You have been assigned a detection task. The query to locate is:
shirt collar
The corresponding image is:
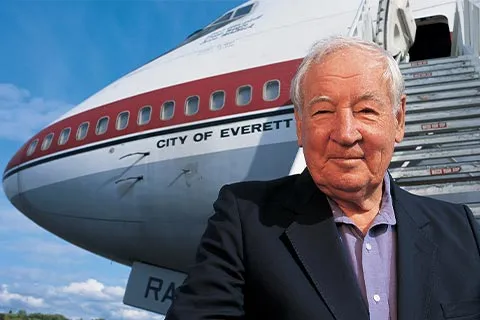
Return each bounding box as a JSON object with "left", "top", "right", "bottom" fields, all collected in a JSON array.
[{"left": 328, "top": 172, "right": 396, "bottom": 226}]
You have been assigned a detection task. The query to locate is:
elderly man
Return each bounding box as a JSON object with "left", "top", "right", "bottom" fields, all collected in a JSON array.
[{"left": 166, "top": 36, "right": 480, "bottom": 320}]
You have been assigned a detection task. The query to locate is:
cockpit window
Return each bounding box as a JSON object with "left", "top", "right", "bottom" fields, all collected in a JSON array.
[
  {"left": 233, "top": 4, "right": 254, "bottom": 18},
  {"left": 212, "top": 12, "right": 233, "bottom": 25},
  {"left": 181, "top": 2, "right": 257, "bottom": 46}
]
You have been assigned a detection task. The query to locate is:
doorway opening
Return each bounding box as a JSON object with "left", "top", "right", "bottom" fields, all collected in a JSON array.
[{"left": 408, "top": 15, "right": 451, "bottom": 61}]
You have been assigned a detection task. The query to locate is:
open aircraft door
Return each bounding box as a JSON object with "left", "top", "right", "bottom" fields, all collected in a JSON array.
[{"left": 376, "top": 0, "right": 417, "bottom": 60}]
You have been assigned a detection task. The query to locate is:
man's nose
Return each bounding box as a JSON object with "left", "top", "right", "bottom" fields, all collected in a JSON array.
[{"left": 330, "top": 110, "right": 361, "bottom": 145}]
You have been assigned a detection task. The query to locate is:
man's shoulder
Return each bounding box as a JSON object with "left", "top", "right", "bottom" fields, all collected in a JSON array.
[
  {"left": 394, "top": 184, "right": 466, "bottom": 211},
  {"left": 393, "top": 184, "right": 472, "bottom": 227}
]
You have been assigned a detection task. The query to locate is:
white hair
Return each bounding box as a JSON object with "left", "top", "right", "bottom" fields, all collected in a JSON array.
[{"left": 290, "top": 36, "right": 405, "bottom": 115}]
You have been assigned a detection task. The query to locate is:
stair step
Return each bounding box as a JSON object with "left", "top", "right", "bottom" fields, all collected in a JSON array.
[
  {"left": 404, "top": 118, "right": 480, "bottom": 135},
  {"left": 390, "top": 161, "right": 480, "bottom": 179},
  {"left": 407, "top": 88, "right": 480, "bottom": 103},
  {"left": 391, "top": 144, "right": 480, "bottom": 162},
  {"left": 406, "top": 96, "right": 480, "bottom": 112},
  {"left": 397, "top": 55, "right": 480, "bottom": 205},
  {"left": 401, "top": 180, "right": 480, "bottom": 196},
  {"left": 405, "top": 73, "right": 479, "bottom": 87},
  {"left": 403, "top": 67, "right": 476, "bottom": 80},
  {"left": 406, "top": 80, "right": 480, "bottom": 95},
  {"left": 401, "top": 60, "right": 473, "bottom": 74},
  {"left": 396, "top": 131, "right": 480, "bottom": 149},
  {"left": 400, "top": 55, "right": 475, "bottom": 70},
  {"left": 405, "top": 106, "right": 480, "bottom": 123}
]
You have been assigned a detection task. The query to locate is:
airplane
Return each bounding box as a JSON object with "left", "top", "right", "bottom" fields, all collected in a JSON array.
[{"left": 3, "top": 0, "right": 479, "bottom": 315}]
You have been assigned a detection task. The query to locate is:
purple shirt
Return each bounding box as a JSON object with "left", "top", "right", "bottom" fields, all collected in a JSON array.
[{"left": 328, "top": 173, "right": 397, "bottom": 320}]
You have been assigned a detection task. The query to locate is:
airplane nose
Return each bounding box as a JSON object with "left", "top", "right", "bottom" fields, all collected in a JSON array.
[
  {"left": 3, "top": 146, "right": 26, "bottom": 213},
  {"left": 2, "top": 172, "right": 19, "bottom": 203}
]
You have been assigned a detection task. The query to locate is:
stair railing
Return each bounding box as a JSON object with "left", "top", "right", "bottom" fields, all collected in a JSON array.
[
  {"left": 453, "top": 0, "right": 480, "bottom": 56},
  {"left": 348, "top": 0, "right": 375, "bottom": 41}
]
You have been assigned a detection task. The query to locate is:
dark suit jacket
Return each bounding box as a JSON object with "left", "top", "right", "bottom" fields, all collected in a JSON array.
[{"left": 166, "top": 170, "right": 480, "bottom": 320}]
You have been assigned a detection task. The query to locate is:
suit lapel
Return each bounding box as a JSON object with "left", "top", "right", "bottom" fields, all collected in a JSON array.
[
  {"left": 282, "top": 170, "right": 369, "bottom": 320},
  {"left": 391, "top": 182, "right": 437, "bottom": 320}
]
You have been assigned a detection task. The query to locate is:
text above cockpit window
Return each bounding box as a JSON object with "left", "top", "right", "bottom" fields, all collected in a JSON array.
[{"left": 182, "top": 2, "right": 257, "bottom": 45}]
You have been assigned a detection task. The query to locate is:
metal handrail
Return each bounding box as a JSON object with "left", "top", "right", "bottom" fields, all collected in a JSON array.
[
  {"left": 348, "top": 0, "right": 367, "bottom": 36},
  {"left": 455, "top": 0, "right": 480, "bottom": 55},
  {"left": 347, "top": 0, "right": 374, "bottom": 41}
]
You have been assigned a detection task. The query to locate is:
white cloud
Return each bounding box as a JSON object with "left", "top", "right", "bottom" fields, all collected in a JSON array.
[
  {"left": 0, "top": 83, "right": 72, "bottom": 142},
  {"left": 0, "top": 278, "right": 165, "bottom": 319},
  {"left": 0, "top": 284, "right": 47, "bottom": 309},
  {"left": 60, "top": 278, "right": 124, "bottom": 301}
]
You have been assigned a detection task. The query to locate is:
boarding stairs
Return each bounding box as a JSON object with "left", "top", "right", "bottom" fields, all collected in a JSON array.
[{"left": 390, "top": 54, "right": 480, "bottom": 221}]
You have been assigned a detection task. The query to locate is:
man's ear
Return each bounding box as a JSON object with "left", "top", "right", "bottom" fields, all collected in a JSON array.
[
  {"left": 294, "top": 107, "right": 303, "bottom": 147},
  {"left": 395, "top": 95, "right": 407, "bottom": 143}
]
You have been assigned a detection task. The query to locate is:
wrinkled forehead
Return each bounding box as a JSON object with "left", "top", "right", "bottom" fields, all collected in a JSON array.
[
  {"left": 316, "top": 45, "right": 385, "bottom": 62},
  {"left": 305, "top": 48, "right": 387, "bottom": 87},
  {"left": 301, "top": 48, "right": 392, "bottom": 106},
  {"left": 314, "top": 46, "right": 386, "bottom": 72}
]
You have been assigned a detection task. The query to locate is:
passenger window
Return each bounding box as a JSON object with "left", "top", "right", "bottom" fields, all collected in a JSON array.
[
  {"left": 27, "top": 139, "right": 38, "bottom": 156},
  {"left": 185, "top": 96, "right": 200, "bottom": 116},
  {"left": 233, "top": 4, "right": 254, "bottom": 18},
  {"left": 210, "top": 91, "right": 225, "bottom": 111},
  {"left": 161, "top": 101, "right": 175, "bottom": 120},
  {"left": 263, "top": 80, "right": 280, "bottom": 101},
  {"left": 41, "top": 133, "right": 54, "bottom": 151},
  {"left": 138, "top": 105, "right": 152, "bottom": 125},
  {"left": 116, "top": 111, "right": 129, "bottom": 130},
  {"left": 96, "top": 117, "right": 109, "bottom": 135},
  {"left": 236, "top": 85, "right": 252, "bottom": 106},
  {"left": 58, "top": 128, "right": 71, "bottom": 145},
  {"left": 77, "top": 122, "right": 89, "bottom": 140}
]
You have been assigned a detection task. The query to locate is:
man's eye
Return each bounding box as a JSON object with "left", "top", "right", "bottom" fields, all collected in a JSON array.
[
  {"left": 312, "top": 110, "right": 332, "bottom": 116},
  {"left": 358, "top": 108, "right": 377, "bottom": 114}
]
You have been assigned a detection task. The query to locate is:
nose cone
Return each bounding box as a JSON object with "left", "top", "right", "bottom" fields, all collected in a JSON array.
[
  {"left": 2, "top": 171, "right": 19, "bottom": 203},
  {"left": 3, "top": 143, "right": 27, "bottom": 210}
]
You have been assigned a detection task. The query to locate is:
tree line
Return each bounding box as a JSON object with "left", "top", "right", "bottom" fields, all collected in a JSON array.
[{"left": 0, "top": 310, "right": 105, "bottom": 320}]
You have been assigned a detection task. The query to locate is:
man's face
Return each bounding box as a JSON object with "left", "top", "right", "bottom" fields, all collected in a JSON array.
[{"left": 295, "top": 47, "right": 406, "bottom": 199}]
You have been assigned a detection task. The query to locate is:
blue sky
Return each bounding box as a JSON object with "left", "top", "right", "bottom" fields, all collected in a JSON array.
[{"left": 0, "top": 0, "right": 243, "bottom": 319}]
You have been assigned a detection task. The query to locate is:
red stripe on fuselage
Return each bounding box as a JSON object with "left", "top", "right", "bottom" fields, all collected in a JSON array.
[{"left": 5, "top": 58, "right": 302, "bottom": 174}]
